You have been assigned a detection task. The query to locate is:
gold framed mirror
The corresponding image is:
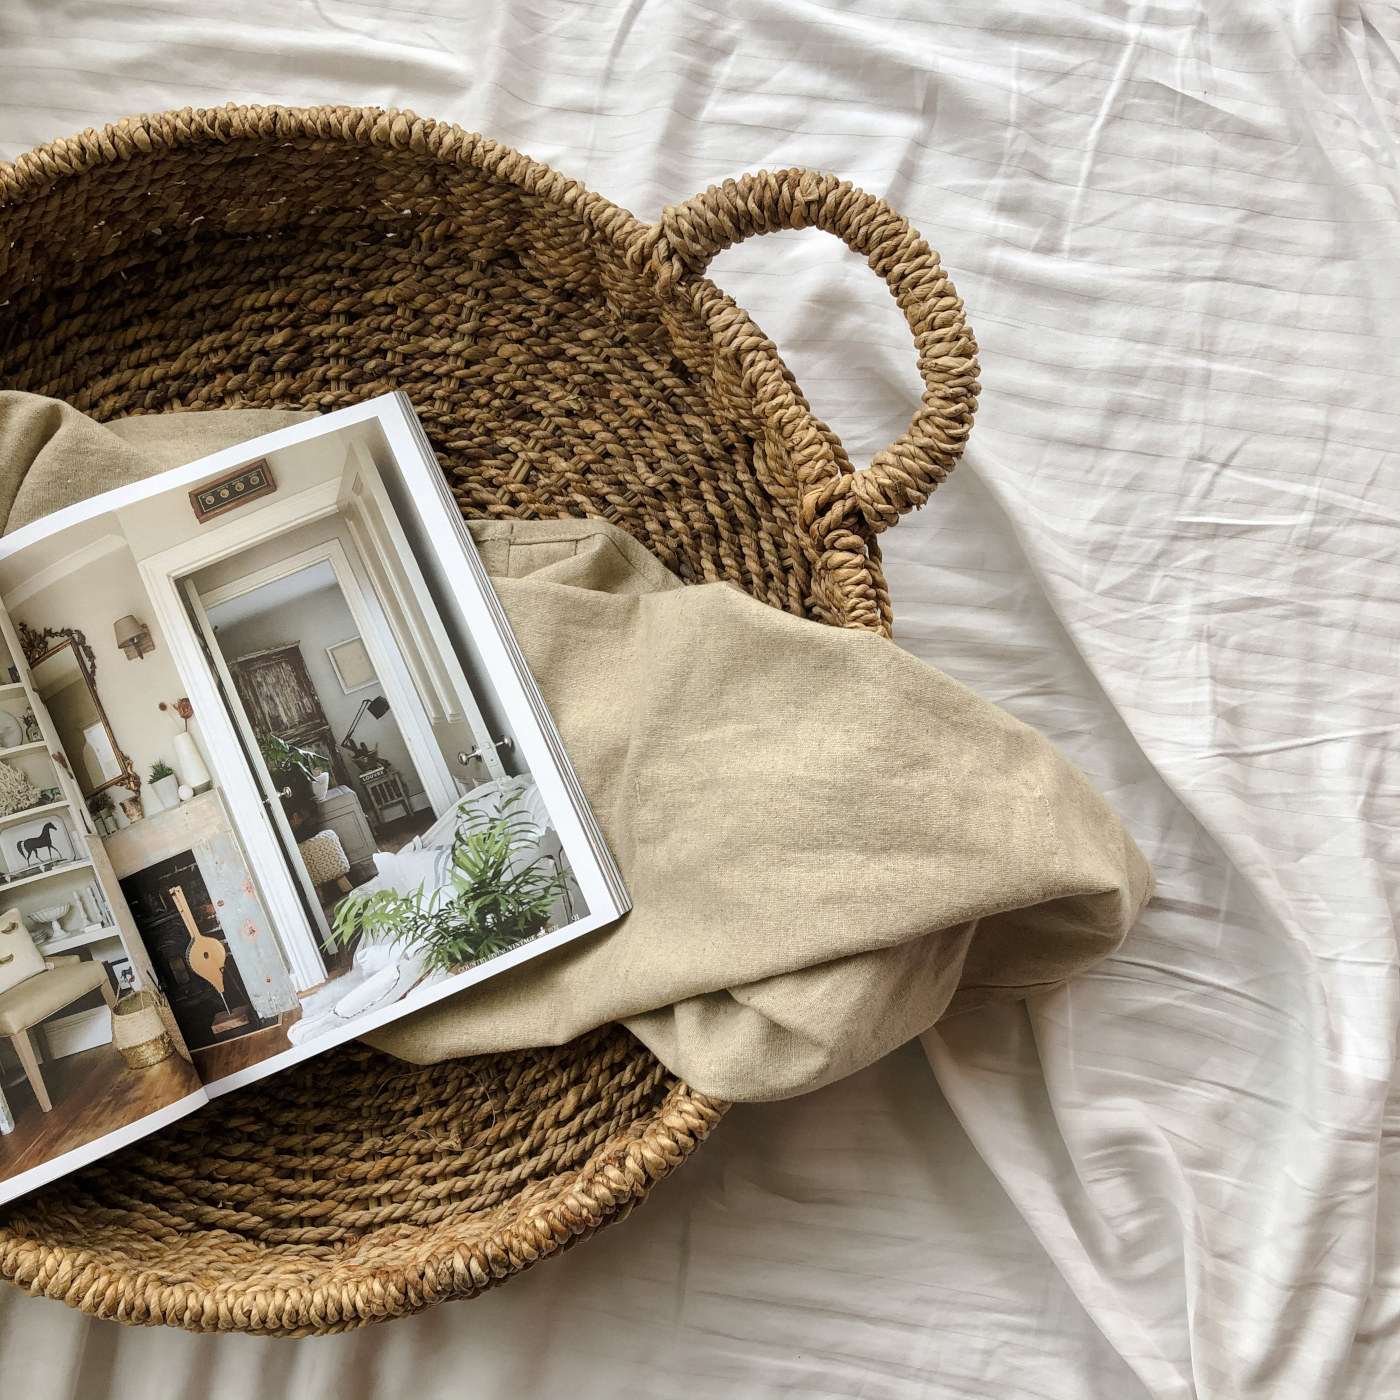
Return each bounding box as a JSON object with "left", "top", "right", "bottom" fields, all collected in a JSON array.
[{"left": 17, "top": 623, "right": 141, "bottom": 799}]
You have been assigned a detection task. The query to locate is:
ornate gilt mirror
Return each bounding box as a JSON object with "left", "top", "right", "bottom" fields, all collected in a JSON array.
[{"left": 18, "top": 623, "right": 140, "bottom": 799}]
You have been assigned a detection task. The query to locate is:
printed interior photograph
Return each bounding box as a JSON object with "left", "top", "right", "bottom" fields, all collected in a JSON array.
[
  {"left": 0, "top": 403, "right": 599, "bottom": 1186},
  {"left": 0, "top": 612, "right": 203, "bottom": 1186}
]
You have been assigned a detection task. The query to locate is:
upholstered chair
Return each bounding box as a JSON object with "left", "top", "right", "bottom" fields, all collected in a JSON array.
[{"left": 0, "top": 909, "right": 114, "bottom": 1112}]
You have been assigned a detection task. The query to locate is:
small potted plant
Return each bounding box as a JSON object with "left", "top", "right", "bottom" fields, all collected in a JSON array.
[
  {"left": 88, "top": 791, "right": 118, "bottom": 837},
  {"left": 330, "top": 794, "right": 570, "bottom": 973},
  {"left": 148, "top": 759, "right": 180, "bottom": 811}
]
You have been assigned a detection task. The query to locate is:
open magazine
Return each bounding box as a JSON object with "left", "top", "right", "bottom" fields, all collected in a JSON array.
[{"left": 0, "top": 393, "right": 628, "bottom": 1205}]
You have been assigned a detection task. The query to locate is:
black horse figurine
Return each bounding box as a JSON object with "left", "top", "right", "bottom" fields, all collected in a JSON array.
[{"left": 16, "top": 821, "right": 62, "bottom": 866}]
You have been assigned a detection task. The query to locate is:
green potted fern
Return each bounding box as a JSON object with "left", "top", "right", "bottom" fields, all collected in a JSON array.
[
  {"left": 148, "top": 758, "right": 179, "bottom": 811},
  {"left": 330, "top": 794, "right": 570, "bottom": 974}
]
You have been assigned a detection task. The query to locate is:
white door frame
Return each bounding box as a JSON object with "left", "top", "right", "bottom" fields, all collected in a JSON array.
[
  {"left": 338, "top": 441, "right": 506, "bottom": 782},
  {"left": 139, "top": 482, "right": 340, "bottom": 990},
  {"left": 181, "top": 576, "right": 338, "bottom": 957},
  {"left": 196, "top": 534, "right": 460, "bottom": 814}
]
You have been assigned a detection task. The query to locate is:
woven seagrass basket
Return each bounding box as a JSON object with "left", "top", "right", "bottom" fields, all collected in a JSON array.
[
  {"left": 110, "top": 990, "right": 176, "bottom": 1068},
  {"left": 0, "top": 106, "right": 977, "bottom": 1336}
]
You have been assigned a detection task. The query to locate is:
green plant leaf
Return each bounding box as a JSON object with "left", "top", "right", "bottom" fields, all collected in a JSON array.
[
  {"left": 327, "top": 790, "right": 572, "bottom": 974},
  {"left": 262, "top": 732, "right": 330, "bottom": 781}
]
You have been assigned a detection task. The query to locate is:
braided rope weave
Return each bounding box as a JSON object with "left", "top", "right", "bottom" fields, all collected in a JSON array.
[{"left": 0, "top": 106, "right": 977, "bottom": 1334}]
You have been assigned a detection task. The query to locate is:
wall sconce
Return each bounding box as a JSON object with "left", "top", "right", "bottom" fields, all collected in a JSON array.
[{"left": 114, "top": 615, "right": 154, "bottom": 660}]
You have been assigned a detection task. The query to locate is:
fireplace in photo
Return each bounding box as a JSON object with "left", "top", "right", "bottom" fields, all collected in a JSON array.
[{"left": 118, "top": 852, "right": 276, "bottom": 1051}]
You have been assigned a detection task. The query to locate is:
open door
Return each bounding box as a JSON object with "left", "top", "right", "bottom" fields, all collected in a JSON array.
[
  {"left": 180, "top": 577, "right": 337, "bottom": 959},
  {"left": 338, "top": 441, "right": 508, "bottom": 785}
]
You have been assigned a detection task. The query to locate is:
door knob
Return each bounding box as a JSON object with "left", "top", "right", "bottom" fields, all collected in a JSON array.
[{"left": 457, "top": 735, "right": 514, "bottom": 767}]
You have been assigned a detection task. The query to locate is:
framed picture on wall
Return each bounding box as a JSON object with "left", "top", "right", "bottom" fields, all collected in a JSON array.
[
  {"left": 105, "top": 957, "right": 137, "bottom": 996},
  {"left": 326, "top": 636, "right": 377, "bottom": 693}
]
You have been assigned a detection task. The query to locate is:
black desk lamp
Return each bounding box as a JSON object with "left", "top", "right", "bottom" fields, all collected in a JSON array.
[{"left": 340, "top": 694, "right": 390, "bottom": 755}]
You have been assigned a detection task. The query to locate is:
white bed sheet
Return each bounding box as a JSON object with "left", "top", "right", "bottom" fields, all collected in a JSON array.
[{"left": 1, "top": 3, "right": 1397, "bottom": 1397}]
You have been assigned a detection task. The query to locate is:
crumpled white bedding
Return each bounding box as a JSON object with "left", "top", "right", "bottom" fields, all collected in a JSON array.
[
  {"left": 1, "top": 3, "right": 1396, "bottom": 1397},
  {"left": 286, "top": 779, "right": 553, "bottom": 1044}
]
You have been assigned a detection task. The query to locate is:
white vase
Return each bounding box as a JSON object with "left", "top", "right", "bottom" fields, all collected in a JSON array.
[
  {"left": 173, "top": 731, "right": 212, "bottom": 794},
  {"left": 312, "top": 770, "right": 331, "bottom": 802},
  {"left": 152, "top": 773, "right": 179, "bottom": 810}
]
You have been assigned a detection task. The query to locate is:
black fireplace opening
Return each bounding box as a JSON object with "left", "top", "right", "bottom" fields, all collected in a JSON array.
[{"left": 119, "top": 850, "right": 277, "bottom": 1051}]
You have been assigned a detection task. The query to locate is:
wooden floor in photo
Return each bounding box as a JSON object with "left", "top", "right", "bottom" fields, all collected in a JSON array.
[
  {"left": 0, "top": 1042, "right": 203, "bottom": 1182},
  {"left": 190, "top": 1008, "right": 301, "bottom": 1082}
]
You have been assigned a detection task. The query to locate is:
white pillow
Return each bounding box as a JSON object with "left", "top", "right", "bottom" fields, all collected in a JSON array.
[
  {"left": 419, "top": 776, "right": 547, "bottom": 851},
  {"left": 370, "top": 845, "right": 451, "bottom": 895}
]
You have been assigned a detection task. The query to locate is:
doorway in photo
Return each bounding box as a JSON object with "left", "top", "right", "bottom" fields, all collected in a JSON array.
[{"left": 196, "top": 558, "right": 440, "bottom": 945}]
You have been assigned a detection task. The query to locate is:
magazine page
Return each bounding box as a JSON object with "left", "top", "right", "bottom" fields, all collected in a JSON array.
[
  {"left": 0, "top": 602, "right": 206, "bottom": 1207},
  {"left": 0, "top": 394, "right": 627, "bottom": 1121},
  {"left": 390, "top": 400, "right": 629, "bottom": 911}
]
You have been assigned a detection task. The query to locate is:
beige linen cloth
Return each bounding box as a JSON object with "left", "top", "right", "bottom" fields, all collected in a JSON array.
[{"left": 0, "top": 392, "right": 1152, "bottom": 1101}]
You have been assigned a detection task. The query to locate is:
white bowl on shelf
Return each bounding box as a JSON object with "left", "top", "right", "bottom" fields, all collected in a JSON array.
[{"left": 30, "top": 903, "right": 70, "bottom": 942}]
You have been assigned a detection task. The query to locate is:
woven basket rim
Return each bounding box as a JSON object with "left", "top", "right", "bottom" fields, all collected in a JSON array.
[
  {"left": 111, "top": 989, "right": 159, "bottom": 1016},
  {"left": 0, "top": 1047, "right": 725, "bottom": 1335},
  {"left": 0, "top": 103, "right": 979, "bottom": 637},
  {"left": 0, "top": 103, "right": 622, "bottom": 229}
]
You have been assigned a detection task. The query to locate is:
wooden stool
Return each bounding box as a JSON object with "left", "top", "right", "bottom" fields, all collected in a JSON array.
[{"left": 359, "top": 765, "right": 411, "bottom": 827}]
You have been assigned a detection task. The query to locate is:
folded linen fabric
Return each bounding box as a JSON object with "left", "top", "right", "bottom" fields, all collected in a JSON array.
[{"left": 0, "top": 392, "right": 1153, "bottom": 1101}]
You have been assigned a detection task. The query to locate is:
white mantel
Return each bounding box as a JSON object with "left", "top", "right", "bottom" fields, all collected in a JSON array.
[
  {"left": 100, "top": 789, "right": 298, "bottom": 1017},
  {"left": 103, "top": 790, "right": 229, "bottom": 880}
]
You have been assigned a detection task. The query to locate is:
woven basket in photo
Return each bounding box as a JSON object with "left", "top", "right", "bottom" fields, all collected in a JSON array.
[
  {"left": 110, "top": 990, "right": 176, "bottom": 1068},
  {"left": 0, "top": 105, "right": 978, "bottom": 1336}
]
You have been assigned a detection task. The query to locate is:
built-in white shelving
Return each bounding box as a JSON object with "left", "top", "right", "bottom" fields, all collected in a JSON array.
[
  {"left": 0, "top": 857, "right": 96, "bottom": 895},
  {"left": 0, "top": 610, "right": 127, "bottom": 981},
  {"left": 39, "top": 923, "right": 120, "bottom": 955},
  {"left": 0, "top": 799, "right": 69, "bottom": 830},
  {"left": 0, "top": 740, "right": 49, "bottom": 761}
]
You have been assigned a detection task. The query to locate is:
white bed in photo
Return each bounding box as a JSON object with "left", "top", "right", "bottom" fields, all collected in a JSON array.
[{"left": 286, "top": 777, "right": 563, "bottom": 1045}]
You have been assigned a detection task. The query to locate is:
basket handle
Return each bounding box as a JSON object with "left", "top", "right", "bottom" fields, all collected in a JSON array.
[{"left": 634, "top": 169, "right": 979, "bottom": 538}]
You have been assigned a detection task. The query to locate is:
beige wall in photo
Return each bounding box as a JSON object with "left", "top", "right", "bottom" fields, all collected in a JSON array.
[
  {"left": 0, "top": 521, "right": 203, "bottom": 816},
  {"left": 115, "top": 433, "right": 346, "bottom": 564}
]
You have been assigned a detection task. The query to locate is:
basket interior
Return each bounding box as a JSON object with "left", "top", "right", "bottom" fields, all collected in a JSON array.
[{"left": 0, "top": 132, "right": 820, "bottom": 618}]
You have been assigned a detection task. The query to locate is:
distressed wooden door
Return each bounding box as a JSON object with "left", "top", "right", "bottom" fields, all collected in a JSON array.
[{"left": 228, "top": 644, "right": 349, "bottom": 787}]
